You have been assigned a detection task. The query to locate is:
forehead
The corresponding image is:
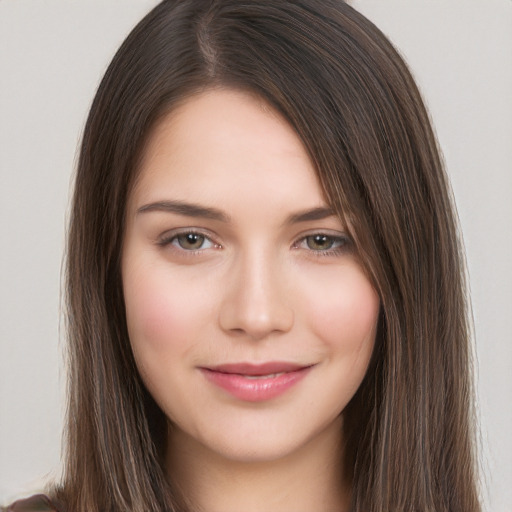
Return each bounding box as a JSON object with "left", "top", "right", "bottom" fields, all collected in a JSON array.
[{"left": 130, "top": 88, "right": 327, "bottom": 211}]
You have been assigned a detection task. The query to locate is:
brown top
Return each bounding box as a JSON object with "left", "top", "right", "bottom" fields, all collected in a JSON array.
[{"left": 5, "top": 495, "right": 59, "bottom": 512}]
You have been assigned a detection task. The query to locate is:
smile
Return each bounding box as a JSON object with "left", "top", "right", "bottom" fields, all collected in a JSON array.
[{"left": 200, "top": 362, "right": 313, "bottom": 402}]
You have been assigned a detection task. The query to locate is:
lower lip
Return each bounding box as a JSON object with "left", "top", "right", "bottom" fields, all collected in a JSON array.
[{"left": 201, "top": 367, "right": 311, "bottom": 402}]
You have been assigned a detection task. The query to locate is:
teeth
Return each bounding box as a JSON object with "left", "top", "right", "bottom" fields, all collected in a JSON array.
[{"left": 243, "top": 372, "right": 284, "bottom": 379}]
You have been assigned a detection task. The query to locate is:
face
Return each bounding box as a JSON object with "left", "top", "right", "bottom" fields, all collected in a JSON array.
[{"left": 122, "top": 89, "right": 380, "bottom": 465}]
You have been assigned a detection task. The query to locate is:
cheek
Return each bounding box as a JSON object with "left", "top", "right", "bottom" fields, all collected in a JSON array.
[
  {"left": 124, "top": 272, "right": 183, "bottom": 352},
  {"left": 303, "top": 267, "right": 380, "bottom": 409},
  {"left": 123, "top": 261, "right": 214, "bottom": 363},
  {"left": 304, "top": 266, "right": 380, "bottom": 356}
]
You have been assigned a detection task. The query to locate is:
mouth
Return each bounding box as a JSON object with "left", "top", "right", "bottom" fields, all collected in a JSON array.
[{"left": 199, "top": 362, "right": 314, "bottom": 402}]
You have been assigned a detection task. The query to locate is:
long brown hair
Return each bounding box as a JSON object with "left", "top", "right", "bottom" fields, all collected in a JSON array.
[{"left": 59, "top": 1, "right": 480, "bottom": 510}]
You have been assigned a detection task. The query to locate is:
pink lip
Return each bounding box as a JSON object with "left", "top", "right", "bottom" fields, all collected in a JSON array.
[{"left": 200, "top": 362, "right": 313, "bottom": 402}]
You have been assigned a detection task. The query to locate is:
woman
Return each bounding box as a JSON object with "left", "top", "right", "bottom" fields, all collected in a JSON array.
[{"left": 6, "top": 0, "right": 481, "bottom": 511}]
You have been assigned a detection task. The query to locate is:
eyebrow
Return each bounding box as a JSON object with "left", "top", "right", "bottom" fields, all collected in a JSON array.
[
  {"left": 285, "top": 206, "right": 336, "bottom": 224},
  {"left": 137, "top": 200, "right": 336, "bottom": 225},
  {"left": 137, "top": 200, "right": 230, "bottom": 222}
]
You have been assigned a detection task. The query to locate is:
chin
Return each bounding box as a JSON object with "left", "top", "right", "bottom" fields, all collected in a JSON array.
[
  {"left": 185, "top": 412, "right": 344, "bottom": 466},
  {"left": 205, "top": 436, "right": 309, "bottom": 464}
]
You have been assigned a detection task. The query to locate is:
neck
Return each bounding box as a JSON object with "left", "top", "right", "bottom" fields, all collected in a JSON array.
[{"left": 165, "top": 416, "right": 350, "bottom": 512}]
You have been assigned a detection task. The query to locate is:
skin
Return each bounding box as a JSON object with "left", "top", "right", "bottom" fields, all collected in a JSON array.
[{"left": 122, "top": 89, "right": 380, "bottom": 512}]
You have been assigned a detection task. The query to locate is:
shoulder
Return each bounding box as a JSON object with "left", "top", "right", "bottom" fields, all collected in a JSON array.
[{"left": 3, "top": 495, "right": 61, "bottom": 512}]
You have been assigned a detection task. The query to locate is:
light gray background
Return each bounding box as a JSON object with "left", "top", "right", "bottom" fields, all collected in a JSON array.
[{"left": 1, "top": 1, "right": 511, "bottom": 510}]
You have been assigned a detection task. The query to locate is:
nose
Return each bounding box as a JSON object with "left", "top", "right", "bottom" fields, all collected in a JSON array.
[{"left": 218, "top": 249, "right": 294, "bottom": 340}]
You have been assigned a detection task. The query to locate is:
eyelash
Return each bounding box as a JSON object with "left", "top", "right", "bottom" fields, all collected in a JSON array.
[
  {"left": 157, "top": 230, "right": 220, "bottom": 254},
  {"left": 292, "top": 233, "right": 351, "bottom": 257},
  {"left": 157, "top": 230, "right": 351, "bottom": 257}
]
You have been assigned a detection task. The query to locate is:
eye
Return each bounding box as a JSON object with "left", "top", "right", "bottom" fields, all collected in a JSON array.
[
  {"left": 305, "top": 234, "right": 338, "bottom": 251},
  {"left": 175, "top": 232, "right": 211, "bottom": 250},
  {"left": 159, "top": 231, "right": 217, "bottom": 251},
  {"left": 295, "top": 233, "right": 350, "bottom": 254}
]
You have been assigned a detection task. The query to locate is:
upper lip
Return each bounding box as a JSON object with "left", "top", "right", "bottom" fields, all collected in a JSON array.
[{"left": 202, "top": 362, "right": 312, "bottom": 376}]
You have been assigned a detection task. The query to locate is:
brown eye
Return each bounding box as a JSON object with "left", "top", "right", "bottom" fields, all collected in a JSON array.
[
  {"left": 158, "top": 230, "right": 217, "bottom": 252},
  {"left": 175, "top": 233, "right": 208, "bottom": 250},
  {"left": 306, "top": 234, "right": 336, "bottom": 251},
  {"left": 295, "top": 233, "right": 350, "bottom": 255}
]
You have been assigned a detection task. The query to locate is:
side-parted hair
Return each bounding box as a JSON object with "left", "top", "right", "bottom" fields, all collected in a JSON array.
[{"left": 60, "top": 1, "right": 480, "bottom": 511}]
